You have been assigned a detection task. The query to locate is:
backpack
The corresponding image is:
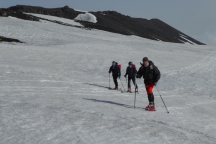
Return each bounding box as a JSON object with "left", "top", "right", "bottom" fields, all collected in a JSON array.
[
  {"left": 132, "top": 64, "right": 137, "bottom": 73},
  {"left": 115, "top": 62, "right": 121, "bottom": 70},
  {"left": 118, "top": 64, "right": 121, "bottom": 70}
]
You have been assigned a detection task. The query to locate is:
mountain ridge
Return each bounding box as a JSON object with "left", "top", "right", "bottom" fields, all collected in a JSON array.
[{"left": 0, "top": 5, "right": 205, "bottom": 45}]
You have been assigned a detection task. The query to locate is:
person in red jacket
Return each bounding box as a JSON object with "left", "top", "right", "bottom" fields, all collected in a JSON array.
[{"left": 136, "top": 57, "right": 161, "bottom": 111}]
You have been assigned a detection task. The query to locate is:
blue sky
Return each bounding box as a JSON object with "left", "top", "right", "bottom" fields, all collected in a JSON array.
[{"left": 1, "top": 0, "right": 216, "bottom": 44}]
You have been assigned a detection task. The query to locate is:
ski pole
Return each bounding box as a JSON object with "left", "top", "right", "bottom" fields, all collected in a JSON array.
[
  {"left": 126, "top": 76, "right": 127, "bottom": 86},
  {"left": 134, "top": 76, "right": 139, "bottom": 94},
  {"left": 134, "top": 78, "right": 137, "bottom": 108},
  {"left": 109, "top": 73, "right": 110, "bottom": 88},
  {"left": 119, "top": 77, "right": 126, "bottom": 92},
  {"left": 126, "top": 76, "right": 128, "bottom": 91},
  {"left": 155, "top": 86, "right": 169, "bottom": 113}
]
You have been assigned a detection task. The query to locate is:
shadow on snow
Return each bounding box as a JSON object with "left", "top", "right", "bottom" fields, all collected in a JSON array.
[
  {"left": 83, "top": 83, "right": 109, "bottom": 89},
  {"left": 83, "top": 83, "right": 124, "bottom": 92},
  {"left": 83, "top": 98, "right": 145, "bottom": 110}
]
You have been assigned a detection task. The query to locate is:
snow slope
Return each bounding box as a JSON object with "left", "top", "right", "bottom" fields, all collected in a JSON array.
[{"left": 0, "top": 15, "right": 216, "bottom": 144}]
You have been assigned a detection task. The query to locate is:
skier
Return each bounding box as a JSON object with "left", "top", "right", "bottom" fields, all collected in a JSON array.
[
  {"left": 124, "top": 61, "right": 138, "bottom": 93},
  {"left": 109, "top": 61, "right": 121, "bottom": 90},
  {"left": 136, "top": 57, "right": 161, "bottom": 111}
]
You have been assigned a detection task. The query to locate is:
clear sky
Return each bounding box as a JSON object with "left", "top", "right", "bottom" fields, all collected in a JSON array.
[{"left": 1, "top": 0, "right": 216, "bottom": 45}]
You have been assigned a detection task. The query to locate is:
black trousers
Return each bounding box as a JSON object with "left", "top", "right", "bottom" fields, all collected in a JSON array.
[
  {"left": 128, "top": 76, "right": 138, "bottom": 88},
  {"left": 113, "top": 75, "right": 118, "bottom": 87}
]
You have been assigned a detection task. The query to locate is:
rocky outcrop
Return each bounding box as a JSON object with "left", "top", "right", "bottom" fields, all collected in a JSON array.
[
  {"left": 8, "top": 5, "right": 82, "bottom": 19},
  {"left": 0, "top": 36, "right": 25, "bottom": 43},
  {"left": 85, "top": 11, "right": 204, "bottom": 44},
  {"left": 0, "top": 8, "right": 39, "bottom": 21}
]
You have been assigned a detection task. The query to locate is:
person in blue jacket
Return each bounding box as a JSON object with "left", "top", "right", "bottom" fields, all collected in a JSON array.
[{"left": 109, "top": 61, "right": 121, "bottom": 90}]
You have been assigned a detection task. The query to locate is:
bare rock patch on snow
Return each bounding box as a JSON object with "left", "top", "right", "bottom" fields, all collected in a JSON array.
[{"left": 0, "top": 36, "right": 25, "bottom": 43}]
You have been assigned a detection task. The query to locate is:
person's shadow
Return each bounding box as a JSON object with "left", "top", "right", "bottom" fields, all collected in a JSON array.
[
  {"left": 83, "top": 83, "right": 124, "bottom": 92},
  {"left": 83, "top": 98, "right": 145, "bottom": 110},
  {"left": 83, "top": 83, "right": 109, "bottom": 89}
]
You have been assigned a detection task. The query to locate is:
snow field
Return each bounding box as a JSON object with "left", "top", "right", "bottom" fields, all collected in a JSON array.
[{"left": 0, "top": 15, "right": 216, "bottom": 144}]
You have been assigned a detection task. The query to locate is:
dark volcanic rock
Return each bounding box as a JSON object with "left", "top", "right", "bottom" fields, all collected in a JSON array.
[
  {"left": 0, "top": 36, "right": 25, "bottom": 43},
  {"left": 8, "top": 5, "right": 82, "bottom": 19},
  {"left": 1, "top": 5, "right": 205, "bottom": 45},
  {"left": 85, "top": 11, "right": 204, "bottom": 45},
  {"left": 0, "top": 8, "right": 39, "bottom": 21}
]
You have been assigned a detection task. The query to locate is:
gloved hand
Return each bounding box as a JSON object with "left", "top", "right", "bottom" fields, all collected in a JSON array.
[
  {"left": 136, "top": 74, "right": 141, "bottom": 78},
  {"left": 154, "top": 82, "right": 157, "bottom": 86},
  {"left": 118, "top": 75, "right": 121, "bottom": 79},
  {"left": 124, "top": 75, "right": 126, "bottom": 78}
]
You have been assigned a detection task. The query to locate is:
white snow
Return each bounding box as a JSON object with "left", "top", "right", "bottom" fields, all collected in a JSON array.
[
  {"left": 74, "top": 13, "right": 97, "bottom": 23},
  {"left": 0, "top": 15, "right": 216, "bottom": 144},
  {"left": 180, "top": 34, "right": 197, "bottom": 45},
  {"left": 25, "top": 13, "right": 83, "bottom": 27},
  {"left": 74, "top": 9, "right": 88, "bottom": 13}
]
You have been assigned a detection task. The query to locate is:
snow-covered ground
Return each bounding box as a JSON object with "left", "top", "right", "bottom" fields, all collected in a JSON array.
[{"left": 0, "top": 15, "right": 216, "bottom": 144}]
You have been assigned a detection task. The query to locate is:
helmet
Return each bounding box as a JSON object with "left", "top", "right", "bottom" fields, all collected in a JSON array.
[
  {"left": 142, "top": 57, "right": 149, "bottom": 61},
  {"left": 128, "top": 61, "right": 132, "bottom": 65}
]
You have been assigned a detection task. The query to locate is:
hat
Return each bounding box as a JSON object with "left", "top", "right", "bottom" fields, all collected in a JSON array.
[
  {"left": 112, "top": 61, "right": 115, "bottom": 63},
  {"left": 142, "top": 57, "right": 149, "bottom": 61},
  {"left": 128, "top": 61, "right": 132, "bottom": 65}
]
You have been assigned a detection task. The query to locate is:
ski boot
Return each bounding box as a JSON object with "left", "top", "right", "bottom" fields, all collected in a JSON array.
[
  {"left": 135, "top": 86, "right": 138, "bottom": 93},
  {"left": 127, "top": 87, "right": 131, "bottom": 93},
  {"left": 145, "top": 102, "right": 156, "bottom": 111}
]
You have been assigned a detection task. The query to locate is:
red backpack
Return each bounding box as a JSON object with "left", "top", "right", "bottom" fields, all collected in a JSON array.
[
  {"left": 115, "top": 62, "right": 121, "bottom": 70},
  {"left": 118, "top": 64, "right": 122, "bottom": 69},
  {"left": 132, "top": 64, "right": 137, "bottom": 73}
]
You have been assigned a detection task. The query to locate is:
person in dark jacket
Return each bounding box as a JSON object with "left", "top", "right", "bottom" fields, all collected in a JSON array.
[
  {"left": 109, "top": 61, "right": 121, "bottom": 90},
  {"left": 136, "top": 57, "right": 161, "bottom": 111},
  {"left": 124, "top": 61, "right": 138, "bottom": 92}
]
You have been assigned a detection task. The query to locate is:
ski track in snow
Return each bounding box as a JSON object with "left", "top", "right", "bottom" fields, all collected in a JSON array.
[{"left": 0, "top": 16, "right": 216, "bottom": 144}]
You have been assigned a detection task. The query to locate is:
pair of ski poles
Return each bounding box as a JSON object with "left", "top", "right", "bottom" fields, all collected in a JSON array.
[
  {"left": 109, "top": 73, "right": 127, "bottom": 91},
  {"left": 126, "top": 76, "right": 138, "bottom": 108},
  {"left": 109, "top": 73, "right": 138, "bottom": 104},
  {"left": 109, "top": 74, "right": 169, "bottom": 113},
  {"left": 108, "top": 73, "right": 130, "bottom": 92},
  {"left": 133, "top": 81, "right": 169, "bottom": 113},
  {"left": 123, "top": 75, "right": 138, "bottom": 109}
]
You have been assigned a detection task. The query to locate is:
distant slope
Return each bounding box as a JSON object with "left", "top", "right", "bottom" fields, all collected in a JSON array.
[
  {"left": 86, "top": 11, "right": 205, "bottom": 44},
  {"left": 0, "top": 5, "right": 205, "bottom": 45}
]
